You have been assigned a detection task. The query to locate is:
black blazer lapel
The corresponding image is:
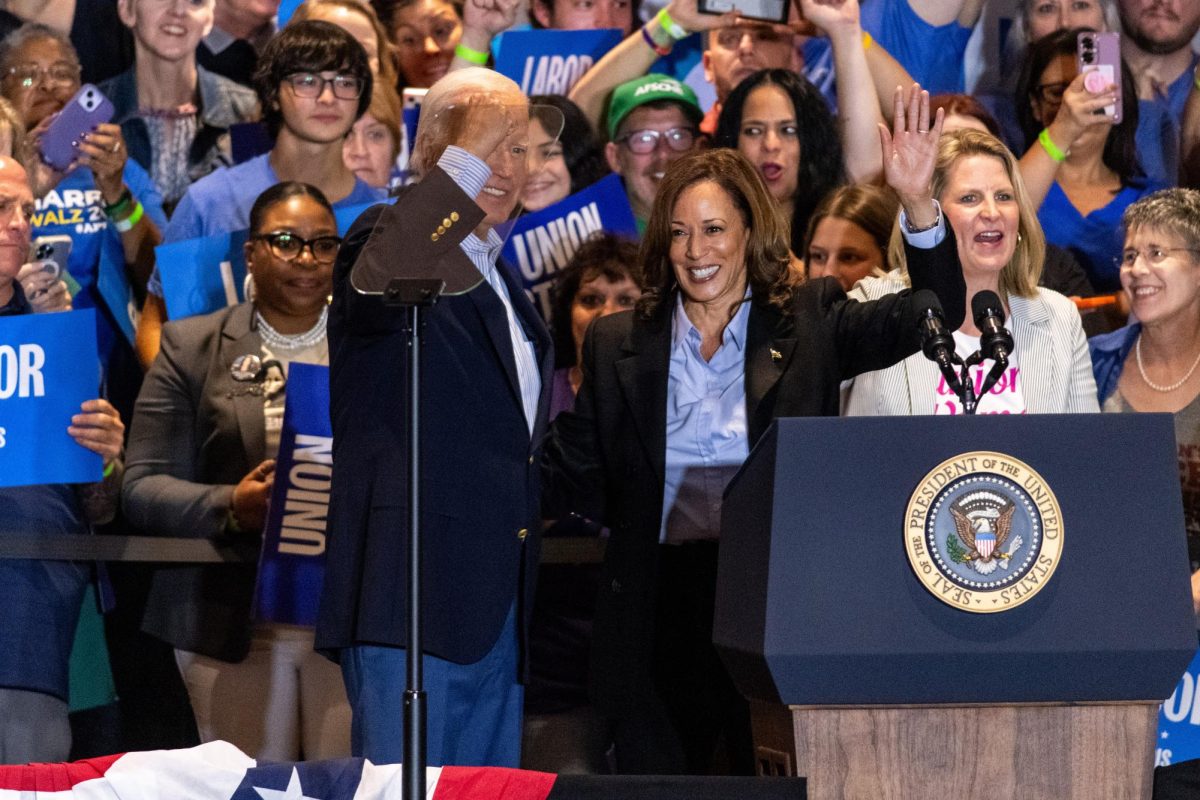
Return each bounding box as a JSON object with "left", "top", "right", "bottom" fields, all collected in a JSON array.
[
  {"left": 745, "top": 300, "right": 796, "bottom": 444},
  {"left": 221, "top": 305, "right": 267, "bottom": 465},
  {"left": 615, "top": 306, "right": 671, "bottom": 484}
]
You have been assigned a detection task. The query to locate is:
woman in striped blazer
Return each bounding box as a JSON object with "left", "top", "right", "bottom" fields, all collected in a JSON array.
[{"left": 843, "top": 128, "right": 1098, "bottom": 416}]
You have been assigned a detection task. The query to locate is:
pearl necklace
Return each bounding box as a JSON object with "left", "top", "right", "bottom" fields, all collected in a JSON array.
[
  {"left": 1135, "top": 335, "right": 1200, "bottom": 393},
  {"left": 255, "top": 306, "right": 328, "bottom": 351}
]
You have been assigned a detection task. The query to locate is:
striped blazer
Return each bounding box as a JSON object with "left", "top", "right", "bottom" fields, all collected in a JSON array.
[{"left": 842, "top": 276, "right": 1100, "bottom": 416}]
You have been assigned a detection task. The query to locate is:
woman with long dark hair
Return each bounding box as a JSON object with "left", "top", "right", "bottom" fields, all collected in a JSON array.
[{"left": 713, "top": 68, "right": 845, "bottom": 257}]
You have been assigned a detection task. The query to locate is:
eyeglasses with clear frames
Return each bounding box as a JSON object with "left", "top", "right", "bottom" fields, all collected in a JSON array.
[
  {"left": 253, "top": 232, "right": 342, "bottom": 264},
  {"left": 284, "top": 72, "right": 364, "bottom": 100},
  {"left": 1115, "top": 247, "right": 1200, "bottom": 269},
  {"left": 5, "top": 62, "right": 79, "bottom": 89},
  {"left": 617, "top": 127, "right": 695, "bottom": 155}
]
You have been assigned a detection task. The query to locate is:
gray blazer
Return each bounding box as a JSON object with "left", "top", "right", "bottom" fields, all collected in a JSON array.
[
  {"left": 842, "top": 276, "right": 1099, "bottom": 416},
  {"left": 123, "top": 302, "right": 268, "bottom": 661}
]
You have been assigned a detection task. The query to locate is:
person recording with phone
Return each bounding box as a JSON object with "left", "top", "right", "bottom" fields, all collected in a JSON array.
[
  {"left": 1015, "top": 28, "right": 1158, "bottom": 294},
  {"left": 0, "top": 24, "right": 166, "bottom": 418},
  {"left": 842, "top": 105, "right": 1098, "bottom": 417}
]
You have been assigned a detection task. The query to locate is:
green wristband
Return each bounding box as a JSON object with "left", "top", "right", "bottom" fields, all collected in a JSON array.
[
  {"left": 656, "top": 7, "right": 689, "bottom": 41},
  {"left": 1038, "top": 128, "right": 1067, "bottom": 163},
  {"left": 102, "top": 461, "right": 115, "bottom": 478},
  {"left": 454, "top": 43, "right": 489, "bottom": 65},
  {"left": 113, "top": 201, "right": 143, "bottom": 233}
]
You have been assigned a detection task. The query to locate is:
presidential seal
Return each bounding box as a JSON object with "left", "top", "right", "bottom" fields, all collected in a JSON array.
[{"left": 905, "top": 452, "right": 1063, "bottom": 613}]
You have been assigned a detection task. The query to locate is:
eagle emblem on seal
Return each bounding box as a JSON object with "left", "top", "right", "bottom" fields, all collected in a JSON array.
[{"left": 948, "top": 492, "right": 1024, "bottom": 575}]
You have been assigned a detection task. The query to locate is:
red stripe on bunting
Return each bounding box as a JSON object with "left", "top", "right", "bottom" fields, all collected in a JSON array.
[
  {"left": 434, "top": 766, "right": 557, "bottom": 800},
  {"left": 0, "top": 752, "right": 124, "bottom": 792}
]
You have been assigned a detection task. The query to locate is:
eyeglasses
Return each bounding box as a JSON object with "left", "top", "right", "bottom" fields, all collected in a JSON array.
[
  {"left": 5, "top": 62, "right": 79, "bottom": 89},
  {"left": 284, "top": 72, "right": 364, "bottom": 100},
  {"left": 1115, "top": 247, "right": 1200, "bottom": 269},
  {"left": 713, "top": 25, "right": 788, "bottom": 49},
  {"left": 253, "top": 231, "right": 342, "bottom": 264},
  {"left": 616, "top": 127, "right": 695, "bottom": 155},
  {"left": 1035, "top": 81, "right": 1069, "bottom": 104}
]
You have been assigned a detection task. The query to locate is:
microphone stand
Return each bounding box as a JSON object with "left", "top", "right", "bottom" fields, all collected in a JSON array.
[{"left": 382, "top": 276, "right": 445, "bottom": 800}]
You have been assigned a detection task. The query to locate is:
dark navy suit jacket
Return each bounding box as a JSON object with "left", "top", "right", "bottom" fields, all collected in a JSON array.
[{"left": 315, "top": 168, "right": 553, "bottom": 670}]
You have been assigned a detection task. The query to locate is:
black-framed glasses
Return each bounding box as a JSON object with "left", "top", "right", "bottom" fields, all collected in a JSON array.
[
  {"left": 253, "top": 231, "right": 342, "bottom": 264},
  {"left": 1115, "top": 247, "right": 1200, "bottom": 269},
  {"left": 616, "top": 127, "right": 695, "bottom": 155},
  {"left": 5, "top": 62, "right": 79, "bottom": 89},
  {"left": 1035, "top": 81, "right": 1069, "bottom": 104},
  {"left": 284, "top": 72, "right": 364, "bottom": 100}
]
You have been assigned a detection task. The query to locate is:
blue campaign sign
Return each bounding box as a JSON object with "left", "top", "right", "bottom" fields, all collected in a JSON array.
[
  {"left": 157, "top": 202, "right": 387, "bottom": 321},
  {"left": 495, "top": 28, "right": 623, "bottom": 96},
  {"left": 256, "top": 362, "right": 331, "bottom": 626},
  {"left": 97, "top": 235, "right": 137, "bottom": 345},
  {"left": 500, "top": 174, "right": 637, "bottom": 321},
  {"left": 0, "top": 309, "right": 102, "bottom": 487},
  {"left": 156, "top": 229, "right": 250, "bottom": 322},
  {"left": 1158, "top": 646, "right": 1200, "bottom": 767}
]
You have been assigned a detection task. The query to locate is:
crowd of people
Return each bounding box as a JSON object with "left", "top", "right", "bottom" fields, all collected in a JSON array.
[{"left": 1, "top": 0, "right": 1199, "bottom": 781}]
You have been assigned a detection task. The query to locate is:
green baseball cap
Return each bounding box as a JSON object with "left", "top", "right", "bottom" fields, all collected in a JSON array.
[{"left": 606, "top": 74, "right": 703, "bottom": 141}]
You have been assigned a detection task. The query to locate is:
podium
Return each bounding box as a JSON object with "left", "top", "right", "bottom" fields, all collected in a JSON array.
[{"left": 715, "top": 415, "right": 1198, "bottom": 799}]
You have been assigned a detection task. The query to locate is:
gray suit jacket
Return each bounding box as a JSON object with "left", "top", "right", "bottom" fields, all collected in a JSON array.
[
  {"left": 843, "top": 276, "right": 1099, "bottom": 416},
  {"left": 123, "top": 302, "right": 268, "bottom": 661}
]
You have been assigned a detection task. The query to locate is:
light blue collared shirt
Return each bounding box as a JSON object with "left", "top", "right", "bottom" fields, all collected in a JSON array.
[
  {"left": 659, "top": 294, "right": 752, "bottom": 544},
  {"left": 438, "top": 146, "right": 541, "bottom": 435}
]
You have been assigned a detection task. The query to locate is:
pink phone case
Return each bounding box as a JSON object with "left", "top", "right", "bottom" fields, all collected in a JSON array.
[
  {"left": 40, "top": 84, "right": 115, "bottom": 171},
  {"left": 1077, "top": 31, "right": 1122, "bottom": 125}
]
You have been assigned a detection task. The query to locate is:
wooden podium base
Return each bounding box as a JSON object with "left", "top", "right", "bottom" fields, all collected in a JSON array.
[{"left": 750, "top": 700, "right": 1158, "bottom": 800}]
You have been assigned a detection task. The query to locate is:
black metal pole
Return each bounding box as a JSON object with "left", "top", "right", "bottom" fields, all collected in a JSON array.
[{"left": 403, "top": 302, "right": 426, "bottom": 800}]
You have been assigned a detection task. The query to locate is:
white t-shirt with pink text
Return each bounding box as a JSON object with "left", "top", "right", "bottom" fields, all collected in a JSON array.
[{"left": 932, "top": 331, "right": 1027, "bottom": 415}]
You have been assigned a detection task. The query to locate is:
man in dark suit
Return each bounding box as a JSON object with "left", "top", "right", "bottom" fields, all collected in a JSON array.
[{"left": 315, "top": 68, "right": 554, "bottom": 768}]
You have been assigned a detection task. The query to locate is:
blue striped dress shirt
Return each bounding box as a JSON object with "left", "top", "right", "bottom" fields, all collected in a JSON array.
[
  {"left": 660, "top": 294, "right": 752, "bottom": 543},
  {"left": 438, "top": 146, "right": 541, "bottom": 435}
]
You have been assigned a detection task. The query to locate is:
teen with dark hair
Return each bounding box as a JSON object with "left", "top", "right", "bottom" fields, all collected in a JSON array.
[{"left": 137, "top": 20, "right": 384, "bottom": 366}]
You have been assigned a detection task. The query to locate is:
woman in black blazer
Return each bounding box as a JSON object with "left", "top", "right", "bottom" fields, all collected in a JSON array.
[{"left": 543, "top": 89, "right": 967, "bottom": 776}]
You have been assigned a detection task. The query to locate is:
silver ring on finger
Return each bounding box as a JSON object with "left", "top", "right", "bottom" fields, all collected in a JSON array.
[{"left": 111, "top": 141, "right": 120, "bottom": 153}]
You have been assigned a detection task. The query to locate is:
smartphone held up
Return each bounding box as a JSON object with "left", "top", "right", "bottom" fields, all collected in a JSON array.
[{"left": 1077, "top": 31, "right": 1122, "bottom": 125}]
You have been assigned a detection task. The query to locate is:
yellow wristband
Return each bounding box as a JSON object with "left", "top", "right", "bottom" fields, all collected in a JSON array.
[
  {"left": 656, "top": 7, "right": 689, "bottom": 41},
  {"left": 454, "top": 43, "right": 489, "bottom": 65},
  {"left": 1038, "top": 128, "right": 1067, "bottom": 163},
  {"left": 862, "top": 31, "right": 873, "bottom": 50}
]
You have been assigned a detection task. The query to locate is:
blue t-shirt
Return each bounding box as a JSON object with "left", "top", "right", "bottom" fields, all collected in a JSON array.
[
  {"left": 150, "top": 153, "right": 386, "bottom": 297},
  {"left": 859, "top": 0, "right": 973, "bottom": 95},
  {"left": 1038, "top": 180, "right": 1162, "bottom": 293},
  {"left": 164, "top": 153, "right": 385, "bottom": 243},
  {"left": 32, "top": 161, "right": 167, "bottom": 365},
  {"left": 1134, "top": 52, "right": 1199, "bottom": 188}
]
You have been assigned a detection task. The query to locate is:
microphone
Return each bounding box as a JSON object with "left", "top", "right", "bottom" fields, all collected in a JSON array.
[
  {"left": 971, "top": 290, "right": 1014, "bottom": 402},
  {"left": 913, "top": 289, "right": 963, "bottom": 398},
  {"left": 972, "top": 290, "right": 1013, "bottom": 365}
]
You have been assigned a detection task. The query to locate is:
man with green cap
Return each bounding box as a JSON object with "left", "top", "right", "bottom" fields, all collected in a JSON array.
[{"left": 603, "top": 74, "right": 703, "bottom": 232}]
